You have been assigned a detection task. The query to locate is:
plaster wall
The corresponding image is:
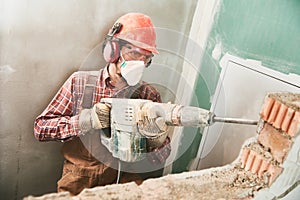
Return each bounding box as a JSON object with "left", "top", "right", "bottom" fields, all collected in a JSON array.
[{"left": 0, "top": 0, "right": 198, "bottom": 199}]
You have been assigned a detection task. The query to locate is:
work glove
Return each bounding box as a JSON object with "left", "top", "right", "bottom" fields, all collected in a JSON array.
[
  {"left": 137, "top": 102, "right": 168, "bottom": 135},
  {"left": 136, "top": 101, "right": 172, "bottom": 164},
  {"left": 137, "top": 102, "right": 169, "bottom": 148},
  {"left": 79, "top": 103, "right": 111, "bottom": 133},
  {"left": 147, "top": 136, "right": 171, "bottom": 165}
]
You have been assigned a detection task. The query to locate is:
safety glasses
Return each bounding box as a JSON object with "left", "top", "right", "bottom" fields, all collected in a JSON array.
[{"left": 123, "top": 44, "right": 153, "bottom": 65}]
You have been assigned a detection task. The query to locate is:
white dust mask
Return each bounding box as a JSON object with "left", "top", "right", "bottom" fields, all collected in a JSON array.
[{"left": 120, "top": 56, "right": 145, "bottom": 86}]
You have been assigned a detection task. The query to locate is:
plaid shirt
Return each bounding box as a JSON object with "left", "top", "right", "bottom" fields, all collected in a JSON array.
[{"left": 34, "top": 67, "right": 161, "bottom": 142}]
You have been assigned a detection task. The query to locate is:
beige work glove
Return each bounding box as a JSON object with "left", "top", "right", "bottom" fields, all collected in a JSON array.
[
  {"left": 137, "top": 102, "right": 169, "bottom": 149},
  {"left": 79, "top": 103, "right": 111, "bottom": 133},
  {"left": 138, "top": 102, "right": 168, "bottom": 133},
  {"left": 137, "top": 102, "right": 172, "bottom": 164}
]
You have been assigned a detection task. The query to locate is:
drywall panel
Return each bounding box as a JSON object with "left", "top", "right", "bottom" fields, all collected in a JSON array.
[
  {"left": 195, "top": 54, "right": 300, "bottom": 170},
  {"left": 210, "top": 0, "right": 300, "bottom": 75},
  {"left": 188, "top": 0, "right": 300, "bottom": 172}
]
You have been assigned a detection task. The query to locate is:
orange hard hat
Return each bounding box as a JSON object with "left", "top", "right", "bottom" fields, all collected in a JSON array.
[{"left": 114, "top": 13, "right": 159, "bottom": 54}]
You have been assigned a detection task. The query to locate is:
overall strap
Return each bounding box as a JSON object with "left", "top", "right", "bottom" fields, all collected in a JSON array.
[{"left": 81, "top": 72, "right": 100, "bottom": 109}]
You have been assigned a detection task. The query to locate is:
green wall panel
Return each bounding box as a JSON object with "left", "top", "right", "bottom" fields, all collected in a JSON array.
[
  {"left": 211, "top": 0, "right": 300, "bottom": 74},
  {"left": 172, "top": 0, "right": 300, "bottom": 173}
]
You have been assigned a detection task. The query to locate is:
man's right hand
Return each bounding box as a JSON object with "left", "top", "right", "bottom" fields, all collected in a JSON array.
[
  {"left": 79, "top": 103, "right": 111, "bottom": 132},
  {"left": 138, "top": 102, "right": 168, "bottom": 134}
]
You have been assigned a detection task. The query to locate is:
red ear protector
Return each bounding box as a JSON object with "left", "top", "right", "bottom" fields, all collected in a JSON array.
[{"left": 102, "top": 22, "right": 123, "bottom": 63}]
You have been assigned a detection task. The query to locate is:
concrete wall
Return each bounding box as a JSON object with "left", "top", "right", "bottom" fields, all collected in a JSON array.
[{"left": 0, "top": 0, "right": 198, "bottom": 199}]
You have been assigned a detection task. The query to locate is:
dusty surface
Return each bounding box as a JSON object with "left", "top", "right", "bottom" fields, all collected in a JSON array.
[
  {"left": 25, "top": 163, "right": 267, "bottom": 200},
  {"left": 138, "top": 165, "right": 267, "bottom": 200},
  {"left": 269, "top": 92, "right": 300, "bottom": 111}
]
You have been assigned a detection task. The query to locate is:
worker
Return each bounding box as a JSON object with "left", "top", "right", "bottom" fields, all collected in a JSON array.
[{"left": 34, "top": 12, "right": 171, "bottom": 195}]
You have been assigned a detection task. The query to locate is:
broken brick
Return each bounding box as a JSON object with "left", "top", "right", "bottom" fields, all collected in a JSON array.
[
  {"left": 287, "top": 111, "right": 300, "bottom": 137},
  {"left": 258, "top": 159, "right": 270, "bottom": 178},
  {"left": 260, "top": 97, "right": 275, "bottom": 120},
  {"left": 273, "top": 103, "right": 287, "bottom": 129},
  {"left": 267, "top": 164, "right": 283, "bottom": 186},
  {"left": 245, "top": 150, "right": 255, "bottom": 171},
  {"left": 258, "top": 123, "right": 292, "bottom": 163},
  {"left": 267, "top": 100, "right": 280, "bottom": 124},
  {"left": 241, "top": 148, "right": 250, "bottom": 169},
  {"left": 251, "top": 155, "right": 262, "bottom": 174},
  {"left": 281, "top": 108, "right": 295, "bottom": 132}
]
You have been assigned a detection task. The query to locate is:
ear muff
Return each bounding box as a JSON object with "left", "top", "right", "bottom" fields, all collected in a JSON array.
[
  {"left": 103, "top": 39, "right": 120, "bottom": 63},
  {"left": 102, "top": 23, "right": 123, "bottom": 63}
]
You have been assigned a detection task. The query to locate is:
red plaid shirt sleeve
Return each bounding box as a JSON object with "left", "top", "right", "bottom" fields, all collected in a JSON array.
[
  {"left": 34, "top": 73, "right": 80, "bottom": 141},
  {"left": 139, "top": 82, "right": 161, "bottom": 103},
  {"left": 34, "top": 69, "right": 162, "bottom": 142}
]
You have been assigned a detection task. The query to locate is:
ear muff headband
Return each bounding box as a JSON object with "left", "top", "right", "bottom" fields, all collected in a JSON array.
[
  {"left": 145, "top": 59, "right": 152, "bottom": 68},
  {"left": 102, "top": 23, "right": 123, "bottom": 63},
  {"left": 108, "top": 22, "right": 123, "bottom": 38}
]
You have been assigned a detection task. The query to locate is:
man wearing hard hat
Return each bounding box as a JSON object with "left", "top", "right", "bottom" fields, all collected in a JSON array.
[{"left": 34, "top": 13, "right": 171, "bottom": 195}]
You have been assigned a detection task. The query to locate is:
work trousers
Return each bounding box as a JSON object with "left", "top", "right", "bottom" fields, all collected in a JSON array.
[
  {"left": 57, "top": 134, "right": 144, "bottom": 195},
  {"left": 57, "top": 160, "right": 144, "bottom": 195}
]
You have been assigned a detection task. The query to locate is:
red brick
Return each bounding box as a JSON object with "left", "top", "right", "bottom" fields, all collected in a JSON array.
[
  {"left": 287, "top": 111, "right": 300, "bottom": 137},
  {"left": 245, "top": 150, "right": 255, "bottom": 171},
  {"left": 260, "top": 96, "right": 300, "bottom": 136},
  {"left": 251, "top": 154, "right": 263, "bottom": 174},
  {"left": 281, "top": 108, "right": 295, "bottom": 132},
  {"left": 241, "top": 148, "right": 250, "bottom": 169},
  {"left": 260, "top": 97, "right": 275, "bottom": 121},
  {"left": 258, "top": 159, "right": 270, "bottom": 178},
  {"left": 258, "top": 123, "right": 292, "bottom": 163},
  {"left": 273, "top": 103, "right": 288, "bottom": 129},
  {"left": 267, "top": 101, "right": 280, "bottom": 124}
]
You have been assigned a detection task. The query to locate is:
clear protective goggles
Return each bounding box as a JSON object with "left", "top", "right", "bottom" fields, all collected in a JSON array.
[{"left": 122, "top": 44, "right": 153, "bottom": 66}]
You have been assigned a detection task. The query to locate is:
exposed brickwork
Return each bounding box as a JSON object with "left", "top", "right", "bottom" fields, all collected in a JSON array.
[
  {"left": 240, "top": 148, "right": 250, "bottom": 169},
  {"left": 244, "top": 92, "right": 300, "bottom": 188},
  {"left": 268, "top": 100, "right": 281, "bottom": 124},
  {"left": 273, "top": 103, "right": 288, "bottom": 129},
  {"left": 260, "top": 96, "right": 275, "bottom": 120},
  {"left": 267, "top": 163, "right": 283, "bottom": 186},
  {"left": 287, "top": 111, "right": 300, "bottom": 137},
  {"left": 281, "top": 107, "right": 295, "bottom": 133},
  {"left": 260, "top": 93, "right": 300, "bottom": 137},
  {"left": 258, "top": 159, "right": 271, "bottom": 179},
  {"left": 258, "top": 123, "right": 292, "bottom": 163},
  {"left": 240, "top": 145, "right": 283, "bottom": 186}
]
